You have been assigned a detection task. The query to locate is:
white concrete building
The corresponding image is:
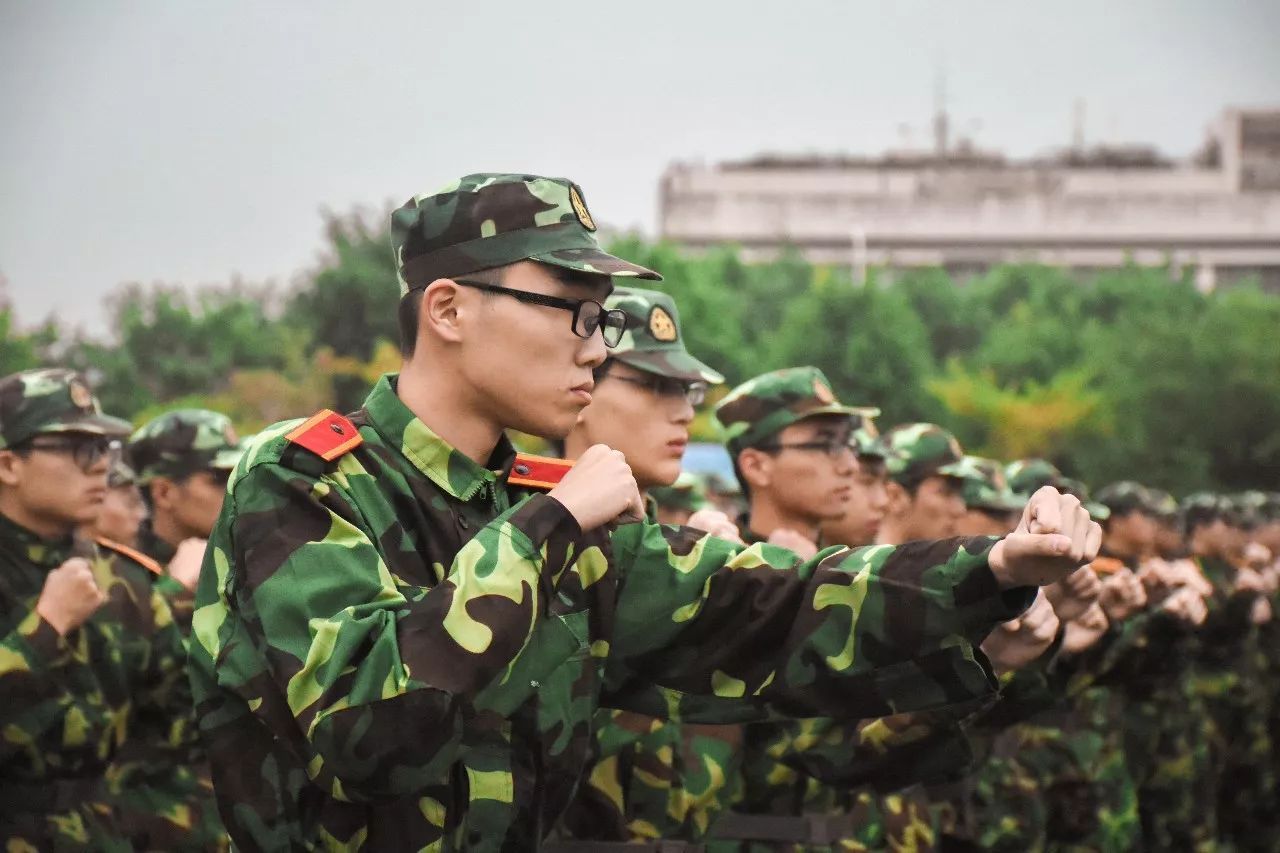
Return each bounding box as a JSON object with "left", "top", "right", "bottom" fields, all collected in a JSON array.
[{"left": 658, "top": 109, "right": 1280, "bottom": 291}]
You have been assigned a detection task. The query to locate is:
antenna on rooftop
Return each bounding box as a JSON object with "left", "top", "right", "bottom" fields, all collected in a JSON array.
[{"left": 933, "top": 66, "right": 950, "bottom": 157}]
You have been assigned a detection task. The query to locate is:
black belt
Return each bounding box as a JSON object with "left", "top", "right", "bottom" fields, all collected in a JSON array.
[
  {"left": 543, "top": 842, "right": 704, "bottom": 853},
  {"left": 0, "top": 776, "right": 104, "bottom": 815},
  {"left": 710, "top": 811, "right": 858, "bottom": 844}
]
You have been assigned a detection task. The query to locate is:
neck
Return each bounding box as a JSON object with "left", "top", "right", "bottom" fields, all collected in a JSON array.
[
  {"left": 398, "top": 357, "right": 504, "bottom": 464},
  {"left": 151, "top": 511, "right": 187, "bottom": 549},
  {"left": 563, "top": 431, "right": 589, "bottom": 463},
  {"left": 747, "top": 493, "right": 820, "bottom": 542},
  {"left": 0, "top": 493, "right": 73, "bottom": 540},
  {"left": 875, "top": 515, "right": 910, "bottom": 546}
]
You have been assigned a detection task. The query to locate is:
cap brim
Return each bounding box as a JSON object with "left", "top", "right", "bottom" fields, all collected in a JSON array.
[
  {"left": 212, "top": 445, "right": 246, "bottom": 470},
  {"left": 531, "top": 247, "right": 661, "bottom": 280},
  {"left": 42, "top": 413, "right": 134, "bottom": 439},
  {"left": 616, "top": 349, "right": 725, "bottom": 385}
]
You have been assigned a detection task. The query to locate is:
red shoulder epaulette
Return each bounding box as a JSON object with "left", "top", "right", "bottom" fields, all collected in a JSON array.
[
  {"left": 1089, "top": 556, "right": 1127, "bottom": 576},
  {"left": 285, "top": 409, "right": 363, "bottom": 461},
  {"left": 508, "top": 453, "right": 573, "bottom": 491},
  {"left": 94, "top": 536, "right": 165, "bottom": 576}
]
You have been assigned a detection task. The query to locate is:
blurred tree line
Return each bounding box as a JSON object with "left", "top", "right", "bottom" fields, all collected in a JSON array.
[{"left": 3, "top": 219, "right": 1278, "bottom": 495}]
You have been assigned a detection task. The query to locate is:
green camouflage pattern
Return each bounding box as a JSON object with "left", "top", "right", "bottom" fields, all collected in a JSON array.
[
  {"left": 650, "top": 471, "right": 711, "bottom": 515},
  {"left": 714, "top": 367, "right": 878, "bottom": 455},
  {"left": 1094, "top": 481, "right": 1153, "bottom": 518},
  {"left": 128, "top": 408, "right": 245, "bottom": 484},
  {"left": 106, "top": 458, "right": 137, "bottom": 489},
  {"left": 558, "top": 711, "right": 743, "bottom": 842},
  {"left": 1004, "top": 458, "right": 1064, "bottom": 500},
  {"left": 188, "top": 372, "right": 1032, "bottom": 851},
  {"left": 0, "top": 511, "right": 193, "bottom": 851},
  {"left": 390, "top": 173, "right": 660, "bottom": 295},
  {"left": 605, "top": 287, "right": 725, "bottom": 384},
  {"left": 0, "top": 368, "right": 132, "bottom": 449},
  {"left": 881, "top": 423, "right": 967, "bottom": 485},
  {"left": 956, "top": 456, "right": 1024, "bottom": 513},
  {"left": 1142, "top": 487, "right": 1180, "bottom": 521},
  {"left": 851, "top": 413, "right": 886, "bottom": 461},
  {"left": 1189, "top": 555, "right": 1276, "bottom": 850}
]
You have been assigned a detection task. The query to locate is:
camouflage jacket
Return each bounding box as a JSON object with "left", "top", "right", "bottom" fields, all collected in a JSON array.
[
  {"left": 188, "top": 374, "right": 1034, "bottom": 852},
  {"left": 135, "top": 521, "right": 197, "bottom": 632},
  {"left": 0, "top": 511, "right": 193, "bottom": 845}
]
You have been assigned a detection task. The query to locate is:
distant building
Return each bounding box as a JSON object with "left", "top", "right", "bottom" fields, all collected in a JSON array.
[{"left": 658, "top": 108, "right": 1280, "bottom": 291}]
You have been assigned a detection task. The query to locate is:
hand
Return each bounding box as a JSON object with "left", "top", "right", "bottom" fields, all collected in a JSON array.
[
  {"left": 1251, "top": 596, "right": 1272, "bottom": 625},
  {"left": 167, "top": 538, "right": 208, "bottom": 592},
  {"left": 685, "top": 509, "right": 745, "bottom": 545},
  {"left": 549, "top": 445, "right": 645, "bottom": 530},
  {"left": 1243, "top": 542, "right": 1272, "bottom": 572},
  {"left": 1140, "top": 558, "right": 1214, "bottom": 598},
  {"left": 1159, "top": 586, "right": 1208, "bottom": 627},
  {"left": 1061, "top": 603, "right": 1110, "bottom": 655},
  {"left": 1099, "top": 567, "right": 1148, "bottom": 622},
  {"left": 1045, "top": 565, "right": 1102, "bottom": 622},
  {"left": 988, "top": 487, "right": 1102, "bottom": 588},
  {"left": 767, "top": 528, "right": 819, "bottom": 560},
  {"left": 1234, "top": 567, "right": 1267, "bottom": 596},
  {"left": 981, "top": 590, "right": 1060, "bottom": 673},
  {"left": 36, "top": 558, "right": 107, "bottom": 635}
]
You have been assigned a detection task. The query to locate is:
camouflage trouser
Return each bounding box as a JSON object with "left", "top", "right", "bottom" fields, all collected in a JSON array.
[
  {"left": 1122, "top": 689, "right": 1216, "bottom": 852},
  {"left": 111, "top": 767, "right": 229, "bottom": 852},
  {"left": 1, "top": 803, "right": 132, "bottom": 853},
  {"left": 1194, "top": 670, "right": 1277, "bottom": 853}
]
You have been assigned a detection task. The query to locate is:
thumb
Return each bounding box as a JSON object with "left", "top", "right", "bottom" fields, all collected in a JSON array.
[{"left": 1001, "top": 618, "right": 1022, "bottom": 633}]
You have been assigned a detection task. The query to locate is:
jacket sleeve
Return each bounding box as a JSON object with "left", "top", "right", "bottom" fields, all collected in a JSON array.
[{"left": 602, "top": 523, "right": 1034, "bottom": 722}]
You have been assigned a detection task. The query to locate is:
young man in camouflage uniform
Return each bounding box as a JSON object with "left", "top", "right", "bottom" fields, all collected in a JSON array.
[
  {"left": 114, "top": 410, "right": 238, "bottom": 850},
  {"left": 0, "top": 368, "right": 194, "bottom": 851},
  {"left": 709, "top": 385, "right": 1062, "bottom": 852},
  {"left": 554, "top": 287, "right": 743, "bottom": 849},
  {"left": 128, "top": 408, "right": 245, "bottom": 625},
  {"left": 88, "top": 458, "right": 148, "bottom": 547},
  {"left": 955, "top": 456, "right": 1023, "bottom": 538},
  {"left": 819, "top": 419, "right": 891, "bottom": 549},
  {"left": 187, "top": 172, "right": 1101, "bottom": 852}
]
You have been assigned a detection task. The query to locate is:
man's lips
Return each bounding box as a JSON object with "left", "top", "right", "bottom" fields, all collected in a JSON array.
[{"left": 570, "top": 382, "right": 594, "bottom": 405}]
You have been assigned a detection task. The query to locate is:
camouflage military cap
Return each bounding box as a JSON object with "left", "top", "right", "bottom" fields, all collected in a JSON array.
[
  {"left": 649, "top": 471, "right": 710, "bottom": 514},
  {"left": 128, "top": 409, "right": 245, "bottom": 484},
  {"left": 714, "top": 367, "right": 877, "bottom": 456},
  {"left": 1181, "top": 492, "right": 1232, "bottom": 529},
  {"left": 1095, "top": 481, "right": 1154, "bottom": 517},
  {"left": 1225, "top": 492, "right": 1264, "bottom": 529},
  {"left": 881, "top": 423, "right": 967, "bottom": 485},
  {"left": 0, "top": 368, "right": 132, "bottom": 450},
  {"left": 107, "top": 458, "right": 137, "bottom": 488},
  {"left": 1004, "top": 458, "right": 1064, "bottom": 499},
  {"left": 955, "top": 455, "right": 1024, "bottom": 512},
  {"left": 390, "top": 173, "right": 660, "bottom": 295},
  {"left": 1142, "top": 487, "right": 1180, "bottom": 521},
  {"left": 605, "top": 288, "right": 723, "bottom": 384},
  {"left": 852, "top": 414, "right": 888, "bottom": 461}
]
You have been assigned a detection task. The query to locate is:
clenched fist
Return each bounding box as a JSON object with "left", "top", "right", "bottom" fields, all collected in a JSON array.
[
  {"left": 167, "top": 538, "right": 208, "bottom": 592},
  {"left": 685, "top": 509, "right": 745, "bottom": 545},
  {"left": 981, "top": 591, "right": 1061, "bottom": 673},
  {"left": 1062, "top": 603, "right": 1111, "bottom": 655},
  {"left": 1099, "top": 567, "right": 1148, "bottom": 622},
  {"left": 989, "top": 487, "right": 1102, "bottom": 588},
  {"left": 1045, "top": 565, "right": 1102, "bottom": 622},
  {"left": 36, "top": 558, "right": 107, "bottom": 635},
  {"left": 549, "top": 445, "right": 645, "bottom": 531}
]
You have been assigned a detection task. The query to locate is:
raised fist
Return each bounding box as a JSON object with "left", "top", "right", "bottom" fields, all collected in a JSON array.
[
  {"left": 549, "top": 445, "right": 645, "bottom": 530},
  {"left": 37, "top": 558, "right": 107, "bottom": 635}
]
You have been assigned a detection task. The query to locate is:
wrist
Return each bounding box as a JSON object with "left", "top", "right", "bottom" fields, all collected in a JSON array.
[
  {"left": 35, "top": 601, "right": 71, "bottom": 636},
  {"left": 988, "top": 538, "right": 1013, "bottom": 589}
]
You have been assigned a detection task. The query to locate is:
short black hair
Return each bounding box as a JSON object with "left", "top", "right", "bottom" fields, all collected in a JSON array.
[{"left": 398, "top": 266, "right": 510, "bottom": 357}]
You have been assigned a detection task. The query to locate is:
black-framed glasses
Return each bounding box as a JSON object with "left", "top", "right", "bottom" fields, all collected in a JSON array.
[
  {"left": 453, "top": 279, "right": 629, "bottom": 348},
  {"left": 19, "top": 435, "right": 121, "bottom": 471},
  {"left": 610, "top": 373, "right": 708, "bottom": 406},
  {"left": 758, "top": 436, "right": 856, "bottom": 459}
]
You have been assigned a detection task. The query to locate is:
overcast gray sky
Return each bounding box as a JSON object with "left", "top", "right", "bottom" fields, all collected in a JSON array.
[{"left": 2, "top": 0, "right": 1278, "bottom": 334}]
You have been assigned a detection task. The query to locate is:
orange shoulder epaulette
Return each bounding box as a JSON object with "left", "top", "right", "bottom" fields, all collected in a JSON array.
[
  {"left": 508, "top": 453, "right": 573, "bottom": 491},
  {"left": 1089, "top": 556, "right": 1128, "bottom": 576},
  {"left": 285, "top": 409, "right": 363, "bottom": 461},
  {"left": 94, "top": 536, "right": 165, "bottom": 576}
]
